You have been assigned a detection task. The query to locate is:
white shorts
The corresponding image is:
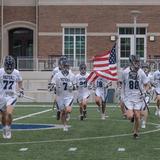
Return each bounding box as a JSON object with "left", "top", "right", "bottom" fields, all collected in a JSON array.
[
  {"left": 124, "top": 100, "right": 144, "bottom": 111},
  {"left": 5, "top": 95, "right": 17, "bottom": 107},
  {"left": 0, "top": 96, "right": 7, "bottom": 112},
  {"left": 56, "top": 96, "right": 74, "bottom": 111},
  {"left": 155, "top": 88, "right": 160, "bottom": 95},
  {"left": 77, "top": 92, "right": 90, "bottom": 103},
  {"left": 95, "top": 88, "right": 107, "bottom": 102}
]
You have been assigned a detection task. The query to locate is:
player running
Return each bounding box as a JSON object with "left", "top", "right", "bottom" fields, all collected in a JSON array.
[
  {"left": 121, "top": 55, "right": 149, "bottom": 139},
  {"left": 50, "top": 59, "right": 76, "bottom": 131},
  {"left": 94, "top": 77, "right": 112, "bottom": 120},
  {"left": 0, "top": 55, "right": 24, "bottom": 139},
  {"left": 76, "top": 63, "right": 90, "bottom": 120}
]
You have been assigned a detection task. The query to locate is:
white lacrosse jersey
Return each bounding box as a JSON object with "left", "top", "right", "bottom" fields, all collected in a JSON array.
[
  {"left": 122, "top": 67, "right": 149, "bottom": 102},
  {"left": 94, "top": 77, "right": 110, "bottom": 90},
  {"left": 52, "top": 67, "right": 60, "bottom": 77},
  {"left": 51, "top": 67, "right": 73, "bottom": 77},
  {"left": 76, "top": 72, "right": 90, "bottom": 96},
  {"left": 0, "top": 68, "right": 22, "bottom": 96},
  {"left": 94, "top": 77, "right": 110, "bottom": 101},
  {"left": 153, "top": 70, "right": 160, "bottom": 93},
  {"left": 51, "top": 71, "right": 76, "bottom": 98}
]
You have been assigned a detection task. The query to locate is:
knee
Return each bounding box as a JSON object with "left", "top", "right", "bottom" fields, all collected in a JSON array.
[{"left": 66, "top": 106, "right": 72, "bottom": 113}]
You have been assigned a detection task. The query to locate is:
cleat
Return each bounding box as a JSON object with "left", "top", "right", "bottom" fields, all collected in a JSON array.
[
  {"left": 133, "top": 133, "right": 139, "bottom": 139},
  {"left": 2, "top": 128, "right": 7, "bottom": 139},
  {"left": 80, "top": 115, "right": 84, "bottom": 121},
  {"left": 155, "top": 110, "right": 158, "bottom": 116},
  {"left": 63, "top": 126, "right": 68, "bottom": 132},
  {"left": 83, "top": 110, "right": 87, "bottom": 119},
  {"left": 5, "top": 127, "right": 11, "bottom": 139},
  {"left": 101, "top": 114, "right": 106, "bottom": 120},
  {"left": 122, "top": 114, "right": 127, "bottom": 119},
  {"left": 56, "top": 111, "right": 60, "bottom": 120}
]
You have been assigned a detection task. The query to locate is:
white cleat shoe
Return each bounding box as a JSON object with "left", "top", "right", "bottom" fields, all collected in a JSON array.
[
  {"left": 101, "top": 114, "right": 106, "bottom": 120},
  {"left": 141, "top": 120, "right": 146, "bottom": 129},
  {"left": 2, "top": 128, "right": 7, "bottom": 139},
  {"left": 63, "top": 126, "right": 68, "bottom": 132},
  {"left": 5, "top": 127, "right": 11, "bottom": 139},
  {"left": 155, "top": 110, "right": 158, "bottom": 116}
]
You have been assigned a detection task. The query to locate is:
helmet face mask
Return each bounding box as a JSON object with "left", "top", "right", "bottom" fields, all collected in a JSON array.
[
  {"left": 79, "top": 63, "right": 86, "bottom": 75},
  {"left": 4, "top": 56, "right": 15, "bottom": 74},
  {"left": 58, "top": 56, "right": 67, "bottom": 70},
  {"left": 61, "top": 59, "right": 70, "bottom": 76},
  {"left": 129, "top": 55, "right": 140, "bottom": 72},
  {"left": 142, "top": 63, "right": 149, "bottom": 74}
]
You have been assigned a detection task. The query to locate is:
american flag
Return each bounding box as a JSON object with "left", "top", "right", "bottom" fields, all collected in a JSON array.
[{"left": 87, "top": 43, "right": 118, "bottom": 83}]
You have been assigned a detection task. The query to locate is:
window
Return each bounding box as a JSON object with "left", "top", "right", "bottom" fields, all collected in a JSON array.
[
  {"left": 9, "top": 28, "right": 33, "bottom": 69},
  {"left": 63, "top": 27, "right": 86, "bottom": 67},
  {"left": 118, "top": 27, "right": 146, "bottom": 67}
]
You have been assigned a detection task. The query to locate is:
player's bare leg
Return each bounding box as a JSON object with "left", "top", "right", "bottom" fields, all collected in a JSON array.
[
  {"left": 3, "top": 105, "right": 13, "bottom": 139},
  {"left": 95, "top": 96, "right": 102, "bottom": 113},
  {"left": 119, "top": 100, "right": 127, "bottom": 119},
  {"left": 140, "top": 109, "right": 148, "bottom": 128},
  {"left": 156, "top": 95, "right": 160, "bottom": 116},
  {"left": 79, "top": 102, "right": 84, "bottom": 120},
  {"left": 133, "top": 110, "right": 141, "bottom": 139}
]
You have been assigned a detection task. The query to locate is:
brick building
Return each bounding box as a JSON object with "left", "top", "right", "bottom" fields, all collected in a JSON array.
[{"left": 1, "top": 0, "right": 160, "bottom": 69}]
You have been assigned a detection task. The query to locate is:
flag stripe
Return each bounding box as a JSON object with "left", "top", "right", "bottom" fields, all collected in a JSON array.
[{"left": 87, "top": 43, "right": 117, "bottom": 82}]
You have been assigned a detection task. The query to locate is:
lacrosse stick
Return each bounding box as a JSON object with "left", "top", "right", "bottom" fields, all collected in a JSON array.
[
  {"left": 15, "top": 92, "right": 35, "bottom": 101},
  {"left": 130, "top": 59, "right": 150, "bottom": 113}
]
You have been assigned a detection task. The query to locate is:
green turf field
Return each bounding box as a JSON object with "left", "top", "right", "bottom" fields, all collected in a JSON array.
[{"left": 0, "top": 103, "right": 160, "bottom": 160}]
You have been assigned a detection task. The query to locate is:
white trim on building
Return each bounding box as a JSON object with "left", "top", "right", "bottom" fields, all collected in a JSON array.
[{"left": 39, "top": 0, "right": 160, "bottom": 6}]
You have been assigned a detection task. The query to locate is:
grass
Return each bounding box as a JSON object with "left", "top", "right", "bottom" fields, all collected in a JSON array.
[{"left": 0, "top": 103, "right": 160, "bottom": 160}]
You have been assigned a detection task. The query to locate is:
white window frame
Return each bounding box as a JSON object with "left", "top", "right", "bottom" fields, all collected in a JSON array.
[
  {"left": 118, "top": 27, "right": 147, "bottom": 67},
  {"left": 62, "top": 26, "right": 87, "bottom": 67}
]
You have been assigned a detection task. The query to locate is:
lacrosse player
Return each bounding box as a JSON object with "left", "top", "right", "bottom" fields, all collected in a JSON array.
[
  {"left": 50, "top": 58, "right": 76, "bottom": 131},
  {"left": 153, "top": 68, "right": 160, "bottom": 116},
  {"left": 140, "top": 63, "right": 152, "bottom": 128},
  {"left": 0, "top": 55, "right": 24, "bottom": 139},
  {"left": 76, "top": 63, "right": 90, "bottom": 120},
  {"left": 94, "top": 77, "right": 112, "bottom": 120},
  {"left": 48, "top": 56, "right": 68, "bottom": 120},
  {"left": 0, "top": 95, "right": 7, "bottom": 139},
  {"left": 117, "top": 80, "right": 126, "bottom": 119},
  {"left": 121, "top": 55, "right": 149, "bottom": 139}
]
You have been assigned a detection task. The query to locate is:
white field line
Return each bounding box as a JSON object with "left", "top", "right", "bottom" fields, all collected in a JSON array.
[
  {"left": 13, "top": 109, "right": 52, "bottom": 122},
  {"left": 0, "top": 127, "right": 160, "bottom": 146}
]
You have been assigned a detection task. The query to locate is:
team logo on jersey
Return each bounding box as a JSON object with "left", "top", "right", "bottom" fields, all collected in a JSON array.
[{"left": 129, "top": 71, "right": 139, "bottom": 80}]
